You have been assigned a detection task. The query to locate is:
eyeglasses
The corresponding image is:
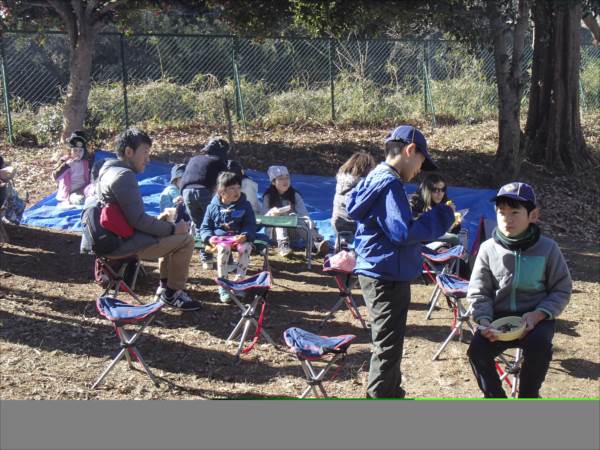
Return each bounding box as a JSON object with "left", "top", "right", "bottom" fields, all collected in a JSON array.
[{"left": 431, "top": 187, "right": 446, "bottom": 193}]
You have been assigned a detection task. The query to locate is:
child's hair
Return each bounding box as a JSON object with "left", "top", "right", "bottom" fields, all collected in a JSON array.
[
  {"left": 216, "top": 171, "right": 241, "bottom": 193},
  {"left": 384, "top": 140, "right": 408, "bottom": 159},
  {"left": 338, "top": 152, "right": 376, "bottom": 178},
  {"left": 415, "top": 173, "right": 449, "bottom": 211},
  {"left": 115, "top": 128, "right": 152, "bottom": 157},
  {"left": 264, "top": 182, "right": 298, "bottom": 207},
  {"left": 495, "top": 197, "right": 536, "bottom": 214}
]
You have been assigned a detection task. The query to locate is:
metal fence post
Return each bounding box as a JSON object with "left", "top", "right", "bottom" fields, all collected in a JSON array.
[
  {"left": 119, "top": 34, "right": 130, "bottom": 129},
  {"left": 328, "top": 39, "right": 336, "bottom": 122},
  {"left": 231, "top": 36, "right": 246, "bottom": 128},
  {"left": 1, "top": 36, "right": 14, "bottom": 144},
  {"left": 422, "top": 40, "right": 436, "bottom": 129}
]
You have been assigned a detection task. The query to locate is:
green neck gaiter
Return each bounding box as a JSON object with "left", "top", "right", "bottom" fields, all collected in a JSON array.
[{"left": 493, "top": 223, "right": 541, "bottom": 251}]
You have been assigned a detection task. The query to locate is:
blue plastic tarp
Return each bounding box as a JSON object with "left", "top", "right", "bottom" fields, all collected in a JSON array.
[{"left": 22, "top": 150, "right": 497, "bottom": 249}]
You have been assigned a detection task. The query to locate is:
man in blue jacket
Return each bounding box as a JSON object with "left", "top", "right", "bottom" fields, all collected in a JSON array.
[{"left": 347, "top": 125, "right": 455, "bottom": 398}]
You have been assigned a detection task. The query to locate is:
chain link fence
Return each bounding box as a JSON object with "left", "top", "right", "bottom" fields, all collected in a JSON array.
[{"left": 1, "top": 31, "right": 598, "bottom": 144}]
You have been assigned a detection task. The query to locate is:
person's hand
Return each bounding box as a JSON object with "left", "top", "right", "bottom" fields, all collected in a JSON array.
[
  {"left": 520, "top": 310, "right": 547, "bottom": 338},
  {"left": 266, "top": 207, "right": 279, "bottom": 216},
  {"left": 234, "top": 234, "right": 247, "bottom": 243},
  {"left": 174, "top": 195, "right": 184, "bottom": 205},
  {"left": 156, "top": 211, "right": 170, "bottom": 221},
  {"left": 477, "top": 319, "right": 499, "bottom": 342},
  {"left": 174, "top": 220, "right": 189, "bottom": 235}
]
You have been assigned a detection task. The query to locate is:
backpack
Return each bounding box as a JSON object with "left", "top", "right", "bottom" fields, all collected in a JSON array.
[{"left": 81, "top": 201, "right": 121, "bottom": 256}]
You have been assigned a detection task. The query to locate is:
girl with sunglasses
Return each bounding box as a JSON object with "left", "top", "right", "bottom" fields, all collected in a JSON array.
[{"left": 410, "top": 173, "right": 461, "bottom": 235}]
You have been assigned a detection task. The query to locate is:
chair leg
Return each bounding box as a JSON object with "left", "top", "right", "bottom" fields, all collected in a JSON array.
[{"left": 425, "top": 286, "right": 443, "bottom": 320}]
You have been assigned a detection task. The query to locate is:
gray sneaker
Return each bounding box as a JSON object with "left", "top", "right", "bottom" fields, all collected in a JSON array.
[
  {"left": 160, "top": 290, "right": 202, "bottom": 311},
  {"left": 315, "top": 240, "right": 329, "bottom": 257},
  {"left": 278, "top": 241, "right": 292, "bottom": 257}
]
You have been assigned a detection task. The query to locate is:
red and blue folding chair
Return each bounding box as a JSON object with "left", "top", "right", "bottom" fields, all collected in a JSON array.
[
  {"left": 320, "top": 253, "right": 368, "bottom": 331},
  {"left": 421, "top": 244, "right": 466, "bottom": 320},
  {"left": 283, "top": 327, "right": 356, "bottom": 398},
  {"left": 431, "top": 273, "right": 476, "bottom": 361},
  {"left": 92, "top": 296, "right": 164, "bottom": 388},
  {"left": 496, "top": 348, "right": 524, "bottom": 398},
  {"left": 94, "top": 255, "right": 145, "bottom": 304},
  {"left": 214, "top": 271, "right": 277, "bottom": 361}
]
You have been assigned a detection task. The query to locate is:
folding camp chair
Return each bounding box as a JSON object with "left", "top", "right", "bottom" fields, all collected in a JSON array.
[
  {"left": 431, "top": 273, "right": 476, "bottom": 361},
  {"left": 94, "top": 256, "right": 145, "bottom": 304},
  {"left": 214, "top": 271, "right": 277, "bottom": 361},
  {"left": 283, "top": 327, "right": 356, "bottom": 398},
  {"left": 496, "top": 348, "right": 524, "bottom": 398},
  {"left": 91, "top": 296, "right": 164, "bottom": 389},
  {"left": 421, "top": 244, "right": 466, "bottom": 320},
  {"left": 320, "top": 253, "right": 368, "bottom": 331},
  {"left": 256, "top": 214, "right": 314, "bottom": 268}
]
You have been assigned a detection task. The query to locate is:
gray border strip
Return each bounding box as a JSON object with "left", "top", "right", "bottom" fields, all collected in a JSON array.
[{"left": 1, "top": 400, "right": 599, "bottom": 450}]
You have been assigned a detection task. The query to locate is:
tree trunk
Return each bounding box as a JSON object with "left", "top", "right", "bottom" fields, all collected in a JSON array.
[
  {"left": 487, "top": 0, "right": 530, "bottom": 181},
  {"left": 524, "top": 0, "right": 591, "bottom": 172},
  {"left": 62, "top": 24, "right": 96, "bottom": 139}
]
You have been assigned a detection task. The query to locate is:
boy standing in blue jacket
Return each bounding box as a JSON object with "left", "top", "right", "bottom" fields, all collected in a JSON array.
[{"left": 347, "top": 125, "right": 454, "bottom": 398}]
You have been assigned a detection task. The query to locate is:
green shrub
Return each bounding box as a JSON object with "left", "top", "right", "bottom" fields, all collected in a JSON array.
[
  {"left": 265, "top": 86, "right": 330, "bottom": 125},
  {"left": 429, "top": 59, "right": 497, "bottom": 123},
  {"left": 581, "top": 61, "right": 600, "bottom": 110}
]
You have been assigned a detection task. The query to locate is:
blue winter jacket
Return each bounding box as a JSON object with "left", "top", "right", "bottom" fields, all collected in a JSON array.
[
  {"left": 199, "top": 193, "right": 257, "bottom": 244},
  {"left": 347, "top": 163, "right": 455, "bottom": 281}
]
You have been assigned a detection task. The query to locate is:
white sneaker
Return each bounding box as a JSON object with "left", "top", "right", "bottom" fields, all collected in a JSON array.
[{"left": 278, "top": 241, "right": 292, "bottom": 257}]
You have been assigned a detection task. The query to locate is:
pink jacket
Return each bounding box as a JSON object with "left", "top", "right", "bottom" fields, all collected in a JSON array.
[{"left": 54, "top": 158, "right": 90, "bottom": 202}]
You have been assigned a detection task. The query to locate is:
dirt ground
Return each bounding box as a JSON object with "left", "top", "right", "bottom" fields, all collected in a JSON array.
[{"left": 1, "top": 120, "right": 599, "bottom": 399}]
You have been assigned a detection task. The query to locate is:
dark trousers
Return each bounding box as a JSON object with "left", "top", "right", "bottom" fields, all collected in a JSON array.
[
  {"left": 467, "top": 319, "right": 555, "bottom": 398},
  {"left": 182, "top": 187, "right": 213, "bottom": 262},
  {"left": 358, "top": 275, "right": 411, "bottom": 398}
]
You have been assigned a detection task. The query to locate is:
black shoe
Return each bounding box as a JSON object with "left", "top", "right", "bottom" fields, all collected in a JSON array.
[{"left": 160, "top": 290, "right": 202, "bottom": 311}]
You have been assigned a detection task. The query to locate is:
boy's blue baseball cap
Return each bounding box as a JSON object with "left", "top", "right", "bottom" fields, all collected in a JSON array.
[
  {"left": 170, "top": 163, "right": 186, "bottom": 183},
  {"left": 384, "top": 125, "right": 437, "bottom": 171},
  {"left": 492, "top": 182, "right": 537, "bottom": 206}
]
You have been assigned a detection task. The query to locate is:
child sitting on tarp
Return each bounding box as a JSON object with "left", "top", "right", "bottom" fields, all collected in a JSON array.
[
  {"left": 199, "top": 171, "right": 256, "bottom": 303},
  {"left": 263, "top": 165, "right": 328, "bottom": 258},
  {"left": 0, "top": 155, "right": 27, "bottom": 226},
  {"left": 53, "top": 131, "right": 93, "bottom": 206}
]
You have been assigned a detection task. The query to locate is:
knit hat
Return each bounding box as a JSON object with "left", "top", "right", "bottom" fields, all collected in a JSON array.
[
  {"left": 267, "top": 165, "right": 289, "bottom": 182},
  {"left": 170, "top": 163, "right": 186, "bottom": 183}
]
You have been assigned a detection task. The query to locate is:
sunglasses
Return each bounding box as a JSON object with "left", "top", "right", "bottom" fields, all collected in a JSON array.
[{"left": 431, "top": 186, "right": 446, "bottom": 193}]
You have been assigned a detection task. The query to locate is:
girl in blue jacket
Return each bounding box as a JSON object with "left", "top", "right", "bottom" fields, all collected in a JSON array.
[{"left": 200, "top": 171, "right": 256, "bottom": 302}]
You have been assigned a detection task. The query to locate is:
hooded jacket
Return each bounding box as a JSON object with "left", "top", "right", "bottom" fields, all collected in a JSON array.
[
  {"left": 468, "top": 234, "right": 572, "bottom": 323},
  {"left": 347, "top": 163, "right": 454, "bottom": 281},
  {"left": 82, "top": 158, "right": 174, "bottom": 257},
  {"left": 331, "top": 172, "right": 363, "bottom": 235},
  {"left": 199, "top": 193, "right": 257, "bottom": 244},
  {"left": 180, "top": 140, "right": 228, "bottom": 192}
]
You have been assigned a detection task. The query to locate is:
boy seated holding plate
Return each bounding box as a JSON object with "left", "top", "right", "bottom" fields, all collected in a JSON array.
[{"left": 467, "top": 182, "right": 572, "bottom": 398}]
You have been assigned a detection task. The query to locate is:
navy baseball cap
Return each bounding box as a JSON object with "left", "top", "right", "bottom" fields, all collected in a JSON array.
[
  {"left": 492, "top": 182, "right": 537, "bottom": 206},
  {"left": 384, "top": 125, "right": 437, "bottom": 171}
]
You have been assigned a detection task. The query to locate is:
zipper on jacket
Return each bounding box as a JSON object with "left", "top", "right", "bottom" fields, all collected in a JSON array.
[{"left": 510, "top": 249, "right": 521, "bottom": 312}]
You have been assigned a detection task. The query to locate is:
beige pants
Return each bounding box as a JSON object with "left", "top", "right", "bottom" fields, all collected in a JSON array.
[{"left": 137, "top": 234, "right": 194, "bottom": 290}]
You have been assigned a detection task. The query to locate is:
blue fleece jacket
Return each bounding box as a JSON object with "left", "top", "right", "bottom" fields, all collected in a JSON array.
[
  {"left": 199, "top": 194, "right": 257, "bottom": 244},
  {"left": 347, "top": 163, "right": 455, "bottom": 281}
]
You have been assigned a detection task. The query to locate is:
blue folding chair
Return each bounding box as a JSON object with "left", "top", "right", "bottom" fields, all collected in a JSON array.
[
  {"left": 92, "top": 296, "right": 164, "bottom": 388},
  {"left": 215, "top": 271, "right": 277, "bottom": 361},
  {"left": 421, "top": 244, "right": 466, "bottom": 320},
  {"left": 284, "top": 327, "right": 356, "bottom": 398}
]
